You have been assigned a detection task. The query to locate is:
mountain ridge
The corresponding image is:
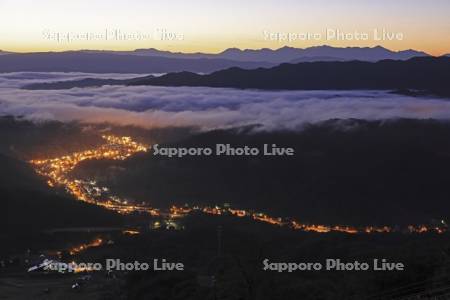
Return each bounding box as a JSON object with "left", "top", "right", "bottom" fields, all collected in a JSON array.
[
  {"left": 23, "top": 57, "right": 450, "bottom": 98},
  {"left": 0, "top": 52, "right": 274, "bottom": 74},
  {"left": 1, "top": 46, "right": 432, "bottom": 74},
  {"left": 125, "top": 56, "right": 450, "bottom": 97},
  {"left": 99, "top": 45, "right": 431, "bottom": 62}
]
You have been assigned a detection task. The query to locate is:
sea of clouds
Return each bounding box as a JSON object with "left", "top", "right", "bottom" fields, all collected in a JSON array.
[{"left": 1, "top": 72, "right": 450, "bottom": 130}]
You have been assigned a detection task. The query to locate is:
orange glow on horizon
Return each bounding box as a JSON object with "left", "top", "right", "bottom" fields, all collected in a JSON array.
[{"left": 1, "top": 1, "right": 449, "bottom": 56}]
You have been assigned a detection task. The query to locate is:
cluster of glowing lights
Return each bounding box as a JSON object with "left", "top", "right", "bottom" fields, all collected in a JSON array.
[
  {"left": 69, "top": 238, "right": 104, "bottom": 255},
  {"left": 122, "top": 229, "right": 140, "bottom": 235},
  {"left": 176, "top": 205, "right": 447, "bottom": 235},
  {"left": 29, "top": 136, "right": 447, "bottom": 236},
  {"left": 30, "top": 135, "right": 153, "bottom": 214}
]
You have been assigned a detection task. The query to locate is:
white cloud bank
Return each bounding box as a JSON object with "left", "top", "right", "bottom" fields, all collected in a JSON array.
[{"left": 1, "top": 72, "right": 450, "bottom": 130}]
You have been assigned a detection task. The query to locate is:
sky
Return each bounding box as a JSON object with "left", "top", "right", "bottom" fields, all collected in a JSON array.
[{"left": 0, "top": 0, "right": 449, "bottom": 55}]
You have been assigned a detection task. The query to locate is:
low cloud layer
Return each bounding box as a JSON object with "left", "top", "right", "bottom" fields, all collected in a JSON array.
[{"left": 1, "top": 72, "right": 450, "bottom": 130}]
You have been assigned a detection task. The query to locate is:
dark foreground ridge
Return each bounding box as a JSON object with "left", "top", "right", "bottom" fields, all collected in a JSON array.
[{"left": 24, "top": 57, "right": 450, "bottom": 97}]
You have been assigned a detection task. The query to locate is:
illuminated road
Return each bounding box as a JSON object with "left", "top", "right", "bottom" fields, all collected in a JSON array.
[{"left": 30, "top": 135, "right": 447, "bottom": 235}]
